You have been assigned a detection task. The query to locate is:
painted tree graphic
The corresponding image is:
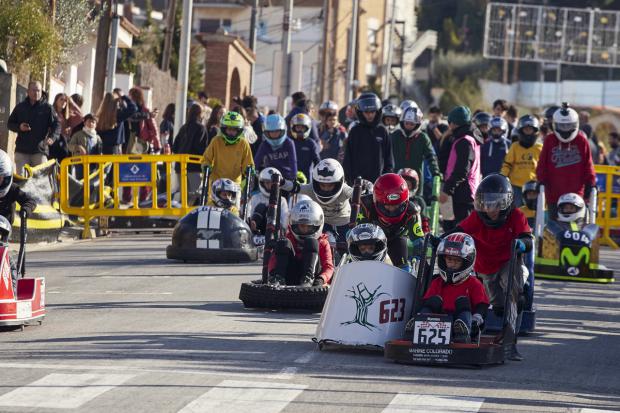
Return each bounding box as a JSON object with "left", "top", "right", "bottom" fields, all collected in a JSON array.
[{"left": 341, "top": 282, "right": 388, "bottom": 331}]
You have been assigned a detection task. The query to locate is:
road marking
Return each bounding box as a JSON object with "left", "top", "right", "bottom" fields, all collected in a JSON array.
[
  {"left": 580, "top": 409, "right": 620, "bottom": 413},
  {"left": 0, "top": 373, "right": 135, "bottom": 409},
  {"left": 293, "top": 351, "right": 317, "bottom": 364},
  {"left": 382, "top": 394, "right": 484, "bottom": 412},
  {"left": 273, "top": 366, "right": 298, "bottom": 380},
  {"left": 178, "top": 380, "right": 306, "bottom": 413}
]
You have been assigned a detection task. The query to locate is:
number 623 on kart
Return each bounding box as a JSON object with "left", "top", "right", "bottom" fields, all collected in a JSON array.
[{"left": 412, "top": 315, "right": 452, "bottom": 345}]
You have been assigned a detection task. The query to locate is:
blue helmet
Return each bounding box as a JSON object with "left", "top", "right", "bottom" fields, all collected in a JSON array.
[
  {"left": 489, "top": 116, "right": 508, "bottom": 141},
  {"left": 264, "top": 114, "right": 287, "bottom": 147}
]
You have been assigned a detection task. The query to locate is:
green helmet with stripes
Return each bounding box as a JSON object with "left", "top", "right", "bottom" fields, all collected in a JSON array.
[{"left": 220, "top": 111, "right": 245, "bottom": 144}]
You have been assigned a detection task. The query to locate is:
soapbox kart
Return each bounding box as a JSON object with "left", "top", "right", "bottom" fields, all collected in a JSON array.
[
  {"left": 0, "top": 211, "right": 46, "bottom": 329},
  {"left": 534, "top": 186, "right": 614, "bottom": 283},
  {"left": 239, "top": 176, "right": 364, "bottom": 311},
  {"left": 383, "top": 236, "right": 521, "bottom": 366},
  {"left": 166, "top": 166, "right": 259, "bottom": 263}
]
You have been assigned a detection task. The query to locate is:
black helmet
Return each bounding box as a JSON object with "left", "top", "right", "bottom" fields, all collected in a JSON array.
[
  {"left": 522, "top": 180, "right": 538, "bottom": 211},
  {"left": 347, "top": 223, "right": 388, "bottom": 262},
  {"left": 472, "top": 112, "right": 491, "bottom": 144},
  {"left": 355, "top": 93, "right": 382, "bottom": 127},
  {"left": 517, "top": 115, "right": 540, "bottom": 148},
  {"left": 541, "top": 105, "right": 560, "bottom": 134},
  {"left": 474, "top": 173, "right": 514, "bottom": 228}
]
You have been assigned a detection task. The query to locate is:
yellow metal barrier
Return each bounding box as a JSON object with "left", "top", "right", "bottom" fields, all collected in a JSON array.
[
  {"left": 60, "top": 154, "right": 204, "bottom": 238},
  {"left": 594, "top": 165, "right": 620, "bottom": 248}
]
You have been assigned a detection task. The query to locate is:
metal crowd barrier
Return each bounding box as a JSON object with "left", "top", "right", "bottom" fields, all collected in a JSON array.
[
  {"left": 594, "top": 164, "right": 620, "bottom": 248},
  {"left": 60, "top": 154, "right": 204, "bottom": 238}
]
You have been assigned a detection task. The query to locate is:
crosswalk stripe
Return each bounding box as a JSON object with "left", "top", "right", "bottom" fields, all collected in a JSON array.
[
  {"left": 0, "top": 373, "right": 135, "bottom": 409},
  {"left": 178, "top": 380, "right": 307, "bottom": 413},
  {"left": 382, "top": 393, "right": 484, "bottom": 413},
  {"left": 580, "top": 409, "right": 620, "bottom": 413}
]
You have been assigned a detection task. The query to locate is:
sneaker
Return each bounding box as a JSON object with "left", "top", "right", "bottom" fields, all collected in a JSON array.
[
  {"left": 509, "top": 344, "right": 524, "bottom": 361},
  {"left": 300, "top": 274, "right": 314, "bottom": 288},
  {"left": 268, "top": 273, "right": 285, "bottom": 285},
  {"left": 452, "top": 319, "right": 471, "bottom": 344}
]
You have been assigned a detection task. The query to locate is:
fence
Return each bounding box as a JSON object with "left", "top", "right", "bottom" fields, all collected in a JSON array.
[
  {"left": 59, "top": 154, "right": 204, "bottom": 238},
  {"left": 594, "top": 164, "right": 620, "bottom": 248}
]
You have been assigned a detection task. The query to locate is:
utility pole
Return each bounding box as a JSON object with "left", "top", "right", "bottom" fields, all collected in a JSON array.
[
  {"left": 161, "top": 0, "right": 178, "bottom": 71},
  {"left": 382, "top": 0, "right": 396, "bottom": 100},
  {"left": 318, "top": 0, "right": 331, "bottom": 103},
  {"left": 92, "top": 0, "right": 113, "bottom": 111},
  {"left": 249, "top": 0, "right": 259, "bottom": 94},
  {"left": 173, "top": 0, "right": 193, "bottom": 137},
  {"left": 345, "top": 0, "right": 359, "bottom": 103},
  {"left": 278, "top": 0, "right": 293, "bottom": 114},
  {"left": 105, "top": 14, "right": 121, "bottom": 93}
]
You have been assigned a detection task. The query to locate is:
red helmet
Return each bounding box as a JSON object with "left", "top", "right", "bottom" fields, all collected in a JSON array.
[
  {"left": 397, "top": 168, "right": 419, "bottom": 196},
  {"left": 373, "top": 173, "right": 409, "bottom": 225}
]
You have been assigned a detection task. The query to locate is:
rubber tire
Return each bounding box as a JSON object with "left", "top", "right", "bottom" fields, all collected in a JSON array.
[{"left": 238, "top": 282, "right": 329, "bottom": 312}]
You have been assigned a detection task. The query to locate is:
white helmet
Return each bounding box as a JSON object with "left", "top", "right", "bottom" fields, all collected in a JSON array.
[
  {"left": 311, "top": 158, "right": 345, "bottom": 204},
  {"left": 211, "top": 178, "right": 240, "bottom": 209},
  {"left": 289, "top": 199, "right": 324, "bottom": 241},
  {"left": 319, "top": 100, "right": 339, "bottom": 114},
  {"left": 399, "top": 99, "right": 418, "bottom": 112},
  {"left": 0, "top": 215, "right": 11, "bottom": 243},
  {"left": 557, "top": 192, "right": 586, "bottom": 223},
  {"left": 400, "top": 106, "right": 424, "bottom": 135},
  {"left": 437, "top": 232, "right": 476, "bottom": 285},
  {"left": 553, "top": 103, "right": 579, "bottom": 143},
  {"left": 258, "top": 167, "right": 283, "bottom": 197},
  {"left": 0, "top": 150, "right": 13, "bottom": 198}
]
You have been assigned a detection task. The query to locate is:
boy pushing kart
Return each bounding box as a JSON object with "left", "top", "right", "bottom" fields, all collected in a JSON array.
[{"left": 447, "top": 173, "right": 533, "bottom": 360}]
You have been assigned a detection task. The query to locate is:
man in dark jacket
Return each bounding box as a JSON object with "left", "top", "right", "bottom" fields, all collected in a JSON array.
[
  {"left": 342, "top": 93, "right": 394, "bottom": 184},
  {"left": 440, "top": 106, "right": 481, "bottom": 224},
  {"left": 7, "top": 81, "right": 60, "bottom": 175}
]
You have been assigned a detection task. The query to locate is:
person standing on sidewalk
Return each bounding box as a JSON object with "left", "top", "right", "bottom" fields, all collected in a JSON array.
[{"left": 7, "top": 81, "right": 60, "bottom": 175}]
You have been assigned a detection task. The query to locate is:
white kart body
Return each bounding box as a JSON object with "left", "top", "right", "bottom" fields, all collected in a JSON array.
[{"left": 315, "top": 260, "right": 416, "bottom": 348}]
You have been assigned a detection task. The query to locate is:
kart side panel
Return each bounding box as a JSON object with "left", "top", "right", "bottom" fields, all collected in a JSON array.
[
  {"left": 315, "top": 261, "right": 416, "bottom": 348},
  {"left": 384, "top": 339, "right": 505, "bottom": 366}
]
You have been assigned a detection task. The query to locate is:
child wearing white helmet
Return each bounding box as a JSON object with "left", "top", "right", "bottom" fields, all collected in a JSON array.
[
  {"left": 556, "top": 192, "right": 587, "bottom": 227},
  {"left": 247, "top": 167, "right": 289, "bottom": 235},
  {"left": 210, "top": 178, "right": 241, "bottom": 215},
  {"left": 267, "top": 199, "right": 334, "bottom": 287}
]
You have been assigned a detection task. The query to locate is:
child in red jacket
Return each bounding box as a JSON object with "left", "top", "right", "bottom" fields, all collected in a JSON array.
[
  {"left": 268, "top": 199, "right": 334, "bottom": 287},
  {"left": 420, "top": 232, "right": 489, "bottom": 343},
  {"left": 536, "top": 103, "right": 596, "bottom": 219}
]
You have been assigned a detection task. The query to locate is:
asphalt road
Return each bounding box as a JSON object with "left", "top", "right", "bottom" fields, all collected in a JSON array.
[{"left": 0, "top": 233, "right": 618, "bottom": 413}]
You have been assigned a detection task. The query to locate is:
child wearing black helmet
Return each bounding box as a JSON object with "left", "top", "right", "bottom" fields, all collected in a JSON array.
[
  {"left": 449, "top": 173, "right": 533, "bottom": 359},
  {"left": 419, "top": 232, "right": 489, "bottom": 343},
  {"left": 519, "top": 180, "right": 538, "bottom": 228}
]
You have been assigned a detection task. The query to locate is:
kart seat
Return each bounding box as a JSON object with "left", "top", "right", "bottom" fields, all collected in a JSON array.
[{"left": 16, "top": 278, "right": 35, "bottom": 301}]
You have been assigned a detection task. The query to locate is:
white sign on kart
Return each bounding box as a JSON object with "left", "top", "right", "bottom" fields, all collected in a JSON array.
[
  {"left": 315, "top": 260, "right": 416, "bottom": 348},
  {"left": 412, "top": 314, "right": 452, "bottom": 346}
]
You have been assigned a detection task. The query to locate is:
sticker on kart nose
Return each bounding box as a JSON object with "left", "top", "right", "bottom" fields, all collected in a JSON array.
[{"left": 387, "top": 193, "right": 400, "bottom": 201}]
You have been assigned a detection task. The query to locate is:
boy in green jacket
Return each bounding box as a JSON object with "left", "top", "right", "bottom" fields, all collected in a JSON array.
[{"left": 391, "top": 106, "right": 440, "bottom": 196}]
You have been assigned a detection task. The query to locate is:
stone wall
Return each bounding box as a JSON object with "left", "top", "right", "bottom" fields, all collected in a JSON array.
[{"left": 136, "top": 63, "right": 177, "bottom": 113}]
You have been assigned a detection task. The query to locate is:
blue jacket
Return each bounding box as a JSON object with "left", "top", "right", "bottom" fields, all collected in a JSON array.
[
  {"left": 254, "top": 137, "right": 298, "bottom": 182},
  {"left": 481, "top": 138, "right": 510, "bottom": 177},
  {"left": 285, "top": 106, "right": 320, "bottom": 144},
  {"left": 319, "top": 126, "right": 347, "bottom": 160},
  {"left": 294, "top": 138, "right": 321, "bottom": 180}
]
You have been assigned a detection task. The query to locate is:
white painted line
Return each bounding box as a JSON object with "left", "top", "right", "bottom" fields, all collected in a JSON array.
[
  {"left": 273, "top": 366, "right": 298, "bottom": 380},
  {"left": 178, "top": 380, "right": 306, "bottom": 413},
  {"left": 382, "top": 394, "right": 484, "bottom": 413},
  {"left": 197, "top": 210, "right": 209, "bottom": 229},
  {"left": 293, "top": 351, "right": 317, "bottom": 364},
  {"left": 580, "top": 409, "right": 620, "bottom": 413},
  {"left": 197, "top": 239, "right": 208, "bottom": 249},
  {"left": 209, "top": 209, "right": 221, "bottom": 229},
  {"left": 0, "top": 373, "right": 135, "bottom": 409}
]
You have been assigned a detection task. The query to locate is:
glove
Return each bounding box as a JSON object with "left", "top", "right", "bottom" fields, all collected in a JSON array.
[
  {"left": 584, "top": 184, "right": 594, "bottom": 199},
  {"left": 515, "top": 239, "right": 526, "bottom": 253},
  {"left": 472, "top": 313, "right": 484, "bottom": 327},
  {"left": 429, "top": 234, "right": 442, "bottom": 248},
  {"left": 313, "top": 277, "right": 325, "bottom": 286}
]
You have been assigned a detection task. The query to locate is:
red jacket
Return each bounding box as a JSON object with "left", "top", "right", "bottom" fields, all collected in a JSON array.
[
  {"left": 267, "top": 232, "right": 334, "bottom": 284},
  {"left": 536, "top": 131, "right": 595, "bottom": 205},
  {"left": 424, "top": 275, "right": 489, "bottom": 314}
]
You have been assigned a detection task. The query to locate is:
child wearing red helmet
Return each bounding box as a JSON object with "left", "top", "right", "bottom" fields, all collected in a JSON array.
[
  {"left": 419, "top": 232, "right": 489, "bottom": 343},
  {"left": 359, "top": 173, "right": 426, "bottom": 270}
]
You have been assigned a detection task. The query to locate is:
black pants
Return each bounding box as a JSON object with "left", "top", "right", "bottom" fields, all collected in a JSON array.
[
  {"left": 273, "top": 237, "right": 319, "bottom": 285},
  {"left": 387, "top": 236, "right": 408, "bottom": 268},
  {"left": 453, "top": 202, "right": 474, "bottom": 225}
]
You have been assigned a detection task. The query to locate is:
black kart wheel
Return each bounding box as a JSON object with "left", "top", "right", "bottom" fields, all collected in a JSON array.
[{"left": 238, "top": 282, "right": 329, "bottom": 312}]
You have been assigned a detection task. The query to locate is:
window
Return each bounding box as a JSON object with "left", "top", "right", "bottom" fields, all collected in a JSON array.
[{"left": 199, "top": 19, "right": 221, "bottom": 33}]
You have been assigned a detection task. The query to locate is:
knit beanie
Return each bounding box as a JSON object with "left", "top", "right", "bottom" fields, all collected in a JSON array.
[{"left": 448, "top": 106, "right": 472, "bottom": 127}]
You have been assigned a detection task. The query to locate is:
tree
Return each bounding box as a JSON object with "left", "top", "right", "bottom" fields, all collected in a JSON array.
[
  {"left": 0, "top": 0, "right": 61, "bottom": 78},
  {"left": 54, "top": 0, "right": 99, "bottom": 65}
]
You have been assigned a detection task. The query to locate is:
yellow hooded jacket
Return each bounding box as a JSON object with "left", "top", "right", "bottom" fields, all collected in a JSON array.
[{"left": 501, "top": 141, "right": 543, "bottom": 188}]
